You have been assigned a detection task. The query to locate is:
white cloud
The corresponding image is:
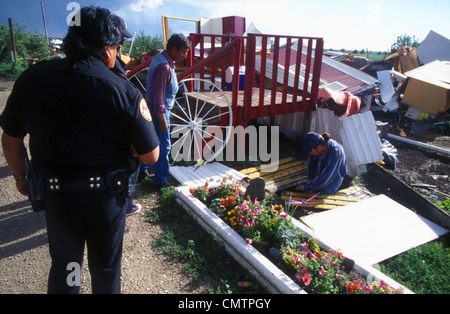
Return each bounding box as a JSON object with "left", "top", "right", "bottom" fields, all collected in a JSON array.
[{"left": 128, "top": 0, "right": 163, "bottom": 12}]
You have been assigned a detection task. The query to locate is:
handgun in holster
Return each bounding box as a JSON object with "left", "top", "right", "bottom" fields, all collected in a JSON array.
[
  {"left": 105, "top": 169, "right": 128, "bottom": 199},
  {"left": 26, "top": 163, "right": 45, "bottom": 213}
]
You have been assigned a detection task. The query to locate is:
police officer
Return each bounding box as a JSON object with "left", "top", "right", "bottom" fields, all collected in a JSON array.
[{"left": 0, "top": 6, "right": 160, "bottom": 294}]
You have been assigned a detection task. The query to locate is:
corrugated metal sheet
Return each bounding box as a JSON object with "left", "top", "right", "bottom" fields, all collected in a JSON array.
[
  {"left": 311, "top": 108, "right": 383, "bottom": 176},
  {"left": 169, "top": 162, "right": 247, "bottom": 188},
  {"left": 268, "top": 42, "right": 380, "bottom": 95}
]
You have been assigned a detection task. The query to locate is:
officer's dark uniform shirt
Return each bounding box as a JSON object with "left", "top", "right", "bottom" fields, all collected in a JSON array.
[{"left": 0, "top": 58, "right": 159, "bottom": 177}]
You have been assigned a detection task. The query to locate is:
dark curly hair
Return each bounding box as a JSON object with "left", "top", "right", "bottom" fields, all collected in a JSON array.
[
  {"left": 166, "top": 33, "right": 190, "bottom": 51},
  {"left": 62, "top": 6, "right": 122, "bottom": 69}
]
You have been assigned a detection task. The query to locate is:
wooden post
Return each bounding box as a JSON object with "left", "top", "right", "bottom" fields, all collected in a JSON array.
[{"left": 41, "top": 2, "right": 49, "bottom": 45}]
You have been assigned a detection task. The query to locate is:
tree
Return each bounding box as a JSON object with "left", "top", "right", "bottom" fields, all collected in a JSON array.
[
  {"left": 121, "top": 30, "right": 164, "bottom": 59},
  {"left": 0, "top": 22, "right": 53, "bottom": 78},
  {"left": 390, "top": 34, "right": 420, "bottom": 53}
]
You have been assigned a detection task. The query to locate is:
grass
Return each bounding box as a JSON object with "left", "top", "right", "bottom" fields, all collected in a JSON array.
[
  {"left": 379, "top": 234, "right": 450, "bottom": 294},
  {"left": 143, "top": 186, "right": 266, "bottom": 294}
]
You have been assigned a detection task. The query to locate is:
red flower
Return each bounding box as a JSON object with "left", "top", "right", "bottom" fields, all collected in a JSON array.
[
  {"left": 344, "top": 281, "right": 361, "bottom": 294},
  {"left": 228, "top": 196, "right": 237, "bottom": 204}
]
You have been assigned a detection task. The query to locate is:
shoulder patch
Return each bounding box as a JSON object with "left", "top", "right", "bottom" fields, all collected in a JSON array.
[{"left": 139, "top": 98, "right": 152, "bottom": 122}]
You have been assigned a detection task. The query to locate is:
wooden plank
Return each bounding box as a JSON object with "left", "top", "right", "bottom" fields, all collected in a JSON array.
[
  {"left": 239, "top": 157, "right": 295, "bottom": 175},
  {"left": 265, "top": 175, "right": 307, "bottom": 190},
  {"left": 285, "top": 192, "right": 362, "bottom": 203},
  {"left": 281, "top": 196, "right": 357, "bottom": 208},
  {"left": 195, "top": 89, "right": 302, "bottom": 109},
  {"left": 247, "top": 162, "right": 306, "bottom": 180}
]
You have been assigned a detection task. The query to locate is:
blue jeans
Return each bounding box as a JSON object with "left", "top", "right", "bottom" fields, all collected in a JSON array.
[{"left": 141, "top": 110, "right": 171, "bottom": 184}]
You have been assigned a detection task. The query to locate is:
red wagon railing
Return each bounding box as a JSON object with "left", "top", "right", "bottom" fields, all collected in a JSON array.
[
  {"left": 177, "top": 33, "right": 324, "bottom": 127},
  {"left": 126, "top": 33, "right": 324, "bottom": 163}
]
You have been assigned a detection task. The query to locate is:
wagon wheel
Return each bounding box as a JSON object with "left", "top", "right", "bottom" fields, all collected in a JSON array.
[
  {"left": 171, "top": 78, "right": 233, "bottom": 165},
  {"left": 126, "top": 59, "right": 151, "bottom": 96}
]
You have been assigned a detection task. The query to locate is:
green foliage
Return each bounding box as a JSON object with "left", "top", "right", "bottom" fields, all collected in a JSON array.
[
  {"left": 390, "top": 34, "right": 421, "bottom": 53},
  {"left": 379, "top": 235, "right": 450, "bottom": 294},
  {"left": 438, "top": 199, "right": 450, "bottom": 214},
  {"left": 0, "top": 22, "right": 53, "bottom": 78},
  {"left": 121, "top": 30, "right": 164, "bottom": 58},
  {"left": 0, "top": 58, "right": 29, "bottom": 79}
]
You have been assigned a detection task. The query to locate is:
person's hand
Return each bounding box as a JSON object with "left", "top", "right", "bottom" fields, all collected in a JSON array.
[
  {"left": 295, "top": 184, "right": 304, "bottom": 192},
  {"left": 16, "top": 178, "right": 28, "bottom": 196},
  {"left": 157, "top": 112, "right": 169, "bottom": 133},
  {"left": 159, "top": 119, "right": 168, "bottom": 133}
]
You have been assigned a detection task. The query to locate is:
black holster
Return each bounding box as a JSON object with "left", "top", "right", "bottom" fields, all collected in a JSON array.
[
  {"left": 26, "top": 164, "right": 45, "bottom": 212},
  {"left": 105, "top": 169, "right": 128, "bottom": 198}
]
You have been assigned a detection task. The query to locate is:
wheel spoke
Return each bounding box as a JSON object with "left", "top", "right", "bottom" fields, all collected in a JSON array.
[
  {"left": 171, "top": 128, "right": 191, "bottom": 164},
  {"left": 170, "top": 111, "right": 190, "bottom": 124},
  {"left": 194, "top": 85, "right": 219, "bottom": 121},
  {"left": 181, "top": 81, "right": 194, "bottom": 120},
  {"left": 201, "top": 110, "right": 231, "bottom": 124},
  {"left": 174, "top": 97, "right": 192, "bottom": 122},
  {"left": 202, "top": 128, "right": 226, "bottom": 144}
]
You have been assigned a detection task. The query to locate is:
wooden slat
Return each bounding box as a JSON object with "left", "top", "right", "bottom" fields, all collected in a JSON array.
[
  {"left": 247, "top": 162, "right": 306, "bottom": 180},
  {"left": 285, "top": 192, "right": 361, "bottom": 202},
  {"left": 239, "top": 157, "right": 295, "bottom": 175},
  {"left": 281, "top": 186, "right": 370, "bottom": 211}
]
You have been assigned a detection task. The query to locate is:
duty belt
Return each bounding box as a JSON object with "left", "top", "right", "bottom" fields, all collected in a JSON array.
[
  {"left": 45, "top": 176, "right": 108, "bottom": 192},
  {"left": 44, "top": 169, "right": 127, "bottom": 197}
]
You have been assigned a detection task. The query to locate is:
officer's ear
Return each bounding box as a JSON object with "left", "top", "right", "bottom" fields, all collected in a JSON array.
[{"left": 100, "top": 45, "right": 117, "bottom": 68}]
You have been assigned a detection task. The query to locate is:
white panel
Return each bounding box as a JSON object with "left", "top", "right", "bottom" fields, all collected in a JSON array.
[
  {"left": 169, "top": 162, "right": 247, "bottom": 188},
  {"left": 301, "top": 195, "right": 448, "bottom": 265}
]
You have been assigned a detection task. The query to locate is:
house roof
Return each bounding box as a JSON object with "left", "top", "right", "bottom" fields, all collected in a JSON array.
[{"left": 269, "top": 42, "right": 380, "bottom": 95}]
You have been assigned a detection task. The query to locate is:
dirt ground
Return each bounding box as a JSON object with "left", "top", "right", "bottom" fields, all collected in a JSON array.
[
  {"left": 1, "top": 77, "right": 449, "bottom": 294},
  {"left": 386, "top": 130, "right": 450, "bottom": 203}
]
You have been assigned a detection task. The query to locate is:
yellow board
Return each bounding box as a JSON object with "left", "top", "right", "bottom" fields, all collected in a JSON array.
[
  {"left": 281, "top": 186, "right": 370, "bottom": 211},
  {"left": 240, "top": 158, "right": 371, "bottom": 211},
  {"left": 240, "top": 158, "right": 307, "bottom": 192}
]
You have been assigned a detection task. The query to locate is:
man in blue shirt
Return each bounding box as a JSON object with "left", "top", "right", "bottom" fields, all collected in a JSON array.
[
  {"left": 141, "top": 33, "right": 190, "bottom": 187},
  {"left": 296, "top": 132, "right": 347, "bottom": 195}
]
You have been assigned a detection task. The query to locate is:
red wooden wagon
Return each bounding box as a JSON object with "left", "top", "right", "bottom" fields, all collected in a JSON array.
[{"left": 126, "top": 33, "right": 323, "bottom": 163}]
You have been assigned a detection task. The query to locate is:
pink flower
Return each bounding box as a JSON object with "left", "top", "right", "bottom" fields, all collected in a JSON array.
[
  {"left": 318, "top": 266, "right": 326, "bottom": 278},
  {"left": 280, "top": 212, "right": 288, "bottom": 218},
  {"left": 302, "top": 273, "right": 311, "bottom": 286},
  {"left": 246, "top": 238, "right": 253, "bottom": 245}
]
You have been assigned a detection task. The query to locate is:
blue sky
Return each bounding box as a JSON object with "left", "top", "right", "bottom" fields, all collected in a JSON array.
[{"left": 1, "top": 0, "right": 449, "bottom": 51}]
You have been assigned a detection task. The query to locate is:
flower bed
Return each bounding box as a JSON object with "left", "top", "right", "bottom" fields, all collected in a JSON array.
[{"left": 177, "top": 176, "right": 410, "bottom": 294}]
